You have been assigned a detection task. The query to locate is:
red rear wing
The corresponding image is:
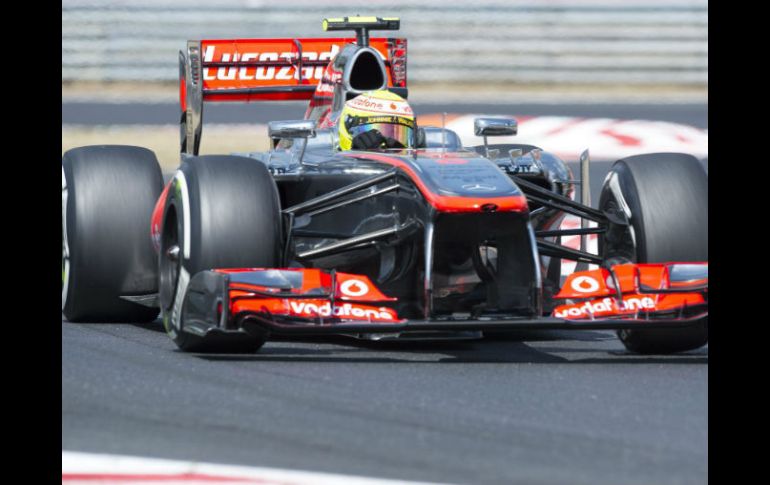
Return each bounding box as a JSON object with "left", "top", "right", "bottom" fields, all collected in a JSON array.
[
  {"left": 182, "top": 37, "right": 406, "bottom": 106},
  {"left": 179, "top": 36, "right": 407, "bottom": 154}
]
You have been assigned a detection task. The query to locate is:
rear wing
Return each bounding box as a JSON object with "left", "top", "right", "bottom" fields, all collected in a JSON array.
[{"left": 180, "top": 35, "right": 407, "bottom": 154}]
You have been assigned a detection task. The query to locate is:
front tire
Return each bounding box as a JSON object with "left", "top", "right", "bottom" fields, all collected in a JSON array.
[
  {"left": 599, "top": 153, "right": 708, "bottom": 354},
  {"left": 160, "top": 155, "right": 282, "bottom": 352},
  {"left": 62, "top": 146, "right": 163, "bottom": 323}
]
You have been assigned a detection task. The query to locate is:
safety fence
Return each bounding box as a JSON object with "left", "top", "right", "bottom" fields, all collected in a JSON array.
[{"left": 62, "top": 0, "right": 707, "bottom": 85}]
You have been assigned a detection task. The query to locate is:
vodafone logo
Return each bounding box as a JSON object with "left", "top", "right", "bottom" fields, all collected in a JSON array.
[
  {"left": 349, "top": 96, "right": 413, "bottom": 116},
  {"left": 554, "top": 296, "right": 656, "bottom": 319},
  {"left": 570, "top": 276, "right": 600, "bottom": 293},
  {"left": 340, "top": 279, "right": 369, "bottom": 297},
  {"left": 351, "top": 98, "right": 385, "bottom": 110},
  {"left": 288, "top": 301, "right": 393, "bottom": 321}
]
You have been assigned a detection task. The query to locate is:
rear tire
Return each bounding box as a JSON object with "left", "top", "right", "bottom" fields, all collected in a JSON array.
[
  {"left": 62, "top": 146, "right": 163, "bottom": 322},
  {"left": 598, "top": 153, "right": 708, "bottom": 354},
  {"left": 159, "top": 155, "right": 282, "bottom": 352}
]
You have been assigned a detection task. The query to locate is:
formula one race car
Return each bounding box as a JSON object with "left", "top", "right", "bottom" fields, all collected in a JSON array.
[{"left": 61, "top": 17, "right": 708, "bottom": 354}]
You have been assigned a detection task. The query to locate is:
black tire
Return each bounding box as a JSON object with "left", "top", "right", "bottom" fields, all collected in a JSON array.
[
  {"left": 598, "top": 152, "right": 708, "bottom": 354},
  {"left": 62, "top": 146, "right": 163, "bottom": 322},
  {"left": 159, "top": 155, "right": 282, "bottom": 352}
]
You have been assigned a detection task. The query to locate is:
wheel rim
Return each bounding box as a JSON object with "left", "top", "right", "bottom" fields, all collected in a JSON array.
[
  {"left": 62, "top": 166, "right": 70, "bottom": 310},
  {"left": 598, "top": 197, "right": 636, "bottom": 265},
  {"left": 159, "top": 208, "right": 180, "bottom": 313}
]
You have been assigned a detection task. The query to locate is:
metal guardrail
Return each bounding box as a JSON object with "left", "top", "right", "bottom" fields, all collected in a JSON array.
[{"left": 62, "top": 0, "right": 708, "bottom": 85}]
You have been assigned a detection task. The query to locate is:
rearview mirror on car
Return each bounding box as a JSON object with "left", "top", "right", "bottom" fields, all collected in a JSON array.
[
  {"left": 473, "top": 117, "right": 518, "bottom": 137},
  {"left": 268, "top": 120, "right": 316, "bottom": 142},
  {"left": 474, "top": 117, "right": 517, "bottom": 158}
]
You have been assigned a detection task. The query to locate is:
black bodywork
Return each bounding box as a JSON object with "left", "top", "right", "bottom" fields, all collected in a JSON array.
[{"left": 219, "top": 133, "right": 613, "bottom": 323}]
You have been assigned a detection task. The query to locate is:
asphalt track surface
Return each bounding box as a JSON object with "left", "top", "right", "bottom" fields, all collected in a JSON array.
[{"left": 62, "top": 104, "right": 708, "bottom": 484}]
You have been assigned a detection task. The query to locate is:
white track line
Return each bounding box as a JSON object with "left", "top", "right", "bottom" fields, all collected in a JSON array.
[
  {"left": 423, "top": 114, "right": 708, "bottom": 161},
  {"left": 62, "top": 451, "right": 445, "bottom": 485}
]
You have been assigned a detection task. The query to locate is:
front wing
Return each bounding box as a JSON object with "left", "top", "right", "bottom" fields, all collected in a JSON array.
[{"left": 178, "top": 264, "right": 708, "bottom": 339}]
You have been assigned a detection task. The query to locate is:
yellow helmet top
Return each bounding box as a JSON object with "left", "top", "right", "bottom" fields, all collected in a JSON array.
[{"left": 338, "top": 90, "right": 415, "bottom": 151}]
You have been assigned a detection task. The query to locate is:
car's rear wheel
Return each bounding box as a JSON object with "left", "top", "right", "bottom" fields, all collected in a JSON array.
[
  {"left": 160, "top": 155, "right": 282, "bottom": 352},
  {"left": 598, "top": 153, "right": 708, "bottom": 354},
  {"left": 62, "top": 145, "right": 163, "bottom": 322}
]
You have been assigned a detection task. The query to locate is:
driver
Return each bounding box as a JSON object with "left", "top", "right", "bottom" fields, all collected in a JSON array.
[{"left": 338, "top": 90, "right": 416, "bottom": 150}]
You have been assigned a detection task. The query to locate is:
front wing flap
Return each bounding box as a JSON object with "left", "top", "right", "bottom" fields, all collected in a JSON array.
[{"left": 554, "top": 262, "right": 707, "bottom": 320}]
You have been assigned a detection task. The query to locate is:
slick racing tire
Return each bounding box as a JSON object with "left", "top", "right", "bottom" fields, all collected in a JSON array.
[
  {"left": 159, "top": 155, "right": 282, "bottom": 353},
  {"left": 598, "top": 153, "right": 708, "bottom": 354},
  {"left": 62, "top": 146, "right": 163, "bottom": 322}
]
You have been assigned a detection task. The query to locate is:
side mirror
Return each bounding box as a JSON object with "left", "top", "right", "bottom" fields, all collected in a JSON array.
[
  {"left": 473, "top": 117, "right": 517, "bottom": 159},
  {"left": 268, "top": 120, "right": 316, "bottom": 165},
  {"left": 474, "top": 117, "right": 517, "bottom": 137},
  {"left": 268, "top": 120, "right": 316, "bottom": 143}
]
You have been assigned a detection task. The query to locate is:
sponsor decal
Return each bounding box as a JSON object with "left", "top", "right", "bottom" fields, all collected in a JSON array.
[
  {"left": 347, "top": 115, "right": 415, "bottom": 129},
  {"left": 288, "top": 301, "right": 395, "bottom": 321},
  {"left": 461, "top": 183, "right": 497, "bottom": 192},
  {"left": 554, "top": 296, "right": 656, "bottom": 319},
  {"left": 201, "top": 44, "right": 340, "bottom": 82},
  {"left": 339, "top": 279, "right": 369, "bottom": 297},
  {"left": 570, "top": 275, "right": 600, "bottom": 293},
  {"left": 348, "top": 96, "right": 413, "bottom": 115},
  {"left": 315, "top": 70, "right": 343, "bottom": 94},
  {"left": 350, "top": 97, "right": 385, "bottom": 110}
]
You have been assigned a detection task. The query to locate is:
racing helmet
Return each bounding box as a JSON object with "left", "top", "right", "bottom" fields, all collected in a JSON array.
[{"left": 338, "top": 90, "right": 415, "bottom": 151}]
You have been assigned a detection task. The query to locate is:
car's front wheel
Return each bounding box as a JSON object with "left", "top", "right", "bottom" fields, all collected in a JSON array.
[
  {"left": 599, "top": 153, "right": 708, "bottom": 354},
  {"left": 159, "top": 155, "right": 283, "bottom": 352}
]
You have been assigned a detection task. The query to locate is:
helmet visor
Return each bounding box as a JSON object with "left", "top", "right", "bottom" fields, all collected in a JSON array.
[{"left": 346, "top": 115, "right": 415, "bottom": 148}]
